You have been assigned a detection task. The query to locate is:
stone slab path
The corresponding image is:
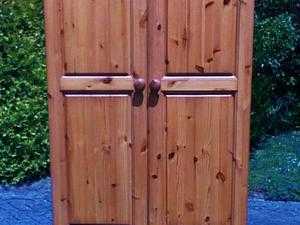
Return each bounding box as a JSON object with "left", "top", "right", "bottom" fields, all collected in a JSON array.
[{"left": 0, "top": 178, "right": 299, "bottom": 225}]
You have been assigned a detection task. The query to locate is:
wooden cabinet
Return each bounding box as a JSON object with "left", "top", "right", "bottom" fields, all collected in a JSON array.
[{"left": 44, "top": 1, "right": 254, "bottom": 225}]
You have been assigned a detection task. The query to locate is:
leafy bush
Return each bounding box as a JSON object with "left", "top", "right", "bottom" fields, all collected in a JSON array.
[
  {"left": 0, "top": 0, "right": 49, "bottom": 184},
  {"left": 255, "top": 0, "right": 299, "bottom": 19},
  {"left": 249, "top": 131, "right": 300, "bottom": 201},
  {"left": 251, "top": 0, "right": 300, "bottom": 143}
]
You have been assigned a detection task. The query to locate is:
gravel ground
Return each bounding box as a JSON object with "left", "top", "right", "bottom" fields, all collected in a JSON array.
[
  {"left": 248, "top": 197, "right": 300, "bottom": 225},
  {"left": 0, "top": 178, "right": 299, "bottom": 225},
  {"left": 0, "top": 178, "right": 52, "bottom": 225}
]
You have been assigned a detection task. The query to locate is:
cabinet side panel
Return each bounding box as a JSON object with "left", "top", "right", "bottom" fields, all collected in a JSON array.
[
  {"left": 44, "top": 0, "right": 69, "bottom": 224},
  {"left": 233, "top": 0, "right": 255, "bottom": 224}
]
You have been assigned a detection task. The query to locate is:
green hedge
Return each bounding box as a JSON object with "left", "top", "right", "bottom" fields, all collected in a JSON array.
[
  {"left": 0, "top": 0, "right": 49, "bottom": 184},
  {"left": 251, "top": 0, "right": 300, "bottom": 143},
  {"left": 249, "top": 131, "right": 300, "bottom": 201}
]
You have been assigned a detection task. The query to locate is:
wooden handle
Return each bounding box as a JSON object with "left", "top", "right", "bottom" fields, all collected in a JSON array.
[
  {"left": 134, "top": 78, "right": 146, "bottom": 92},
  {"left": 149, "top": 79, "right": 161, "bottom": 94}
]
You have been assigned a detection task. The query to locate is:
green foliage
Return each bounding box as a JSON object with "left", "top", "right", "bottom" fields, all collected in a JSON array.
[
  {"left": 254, "top": 13, "right": 297, "bottom": 67},
  {"left": 249, "top": 131, "right": 300, "bottom": 201},
  {"left": 255, "top": 0, "right": 299, "bottom": 19},
  {"left": 252, "top": 0, "right": 300, "bottom": 143},
  {"left": 0, "top": 0, "right": 49, "bottom": 184}
]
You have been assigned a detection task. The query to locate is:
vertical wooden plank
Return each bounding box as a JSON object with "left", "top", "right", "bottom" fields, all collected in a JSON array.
[
  {"left": 62, "top": 0, "right": 75, "bottom": 73},
  {"left": 132, "top": 1, "right": 148, "bottom": 225},
  {"left": 66, "top": 96, "right": 132, "bottom": 224},
  {"left": 204, "top": 0, "right": 215, "bottom": 72},
  {"left": 233, "top": 0, "right": 255, "bottom": 225},
  {"left": 92, "top": 0, "right": 111, "bottom": 73},
  {"left": 166, "top": 98, "right": 196, "bottom": 225},
  {"left": 214, "top": 97, "right": 234, "bottom": 225},
  {"left": 194, "top": 97, "right": 212, "bottom": 225},
  {"left": 217, "top": 0, "right": 237, "bottom": 72},
  {"left": 75, "top": 0, "right": 92, "bottom": 72},
  {"left": 148, "top": 1, "right": 167, "bottom": 225},
  {"left": 167, "top": 0, "right": 188, "bottom": 72},
  {"left": 109, "top": 0, "right": 131, "bottom": 73},
  {"left": 188, "top": 0, "right": 205, "bottom": 73},
  {"left": 44, "top": 0, "right": 69, "bottom": 225},
  {"left": 204, "top": 0, "right": 237, "bottom": 73},
  {"left": 210, "top": 0, "right": 222, "bottom": 71}
]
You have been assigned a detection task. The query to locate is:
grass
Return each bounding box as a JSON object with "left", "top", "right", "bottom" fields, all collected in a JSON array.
[{"left": 249, "top": 131, "right": 300, "bottom": 201}]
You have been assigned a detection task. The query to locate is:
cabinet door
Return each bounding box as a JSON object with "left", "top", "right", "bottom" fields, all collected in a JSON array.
[
  {"left": 45, "top": 0, "right": 148, "bottom": 225},
  {"left": 147, "top": 1, "right": 253, "bottom": 225}
]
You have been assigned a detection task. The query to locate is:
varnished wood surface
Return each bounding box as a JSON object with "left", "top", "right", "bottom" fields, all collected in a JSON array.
[
  {"left": 148, "top": 2, "right": 167, "bottom": 225},
  {"left": 44, "top": 0, "right": 69, "bottom": 224},
  {"left": 161, "top": 76, "right": 237, "bottom": 92},
  {"left": 66, "top": 96, "right": 132, "bottom": 224},
  {"left": 167, "top": 0, "right": 237, "bottom": 73},
  {"left": 233, "top": 1, "right": 255, "bottom": 225},
  {"left": 131, "top": 2, "right": 148, "bottom": 225},
  {"left": 166, "top": 95, "right": 234, "bottom": 225},
  {"left": 45, "top": 1, "right": 254, "bottom": 225},
  {"left": 63, "top": 0, "right": 131, "bottom": 73},
  {"left": 60, "top": 76, "right": 134, "bottom": 92}
]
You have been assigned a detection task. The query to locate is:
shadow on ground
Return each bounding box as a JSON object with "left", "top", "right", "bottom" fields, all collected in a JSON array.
[{"left": 0, "top": 178, "right": 299, "bottom": 225}]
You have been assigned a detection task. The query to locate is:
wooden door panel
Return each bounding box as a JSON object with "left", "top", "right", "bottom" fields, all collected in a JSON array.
[
  {"left": 65, "top": 95, "right": 132, "bottom": 224},
  {"left": 45, "top": 0, "right": 148, "bottom": 224},
  {"left": 63, "top": 0, "right": 131, "bottom": 73},
  {"left": 166, "top": 95, "right": 234, "bottom": 225},
  {"left": 167, "top": 0, "right": 237, "bottom": 73}
]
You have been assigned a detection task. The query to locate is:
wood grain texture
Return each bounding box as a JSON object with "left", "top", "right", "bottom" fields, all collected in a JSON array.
[
  {"left": 167, "top": 0, "right": 188, "bottom": 72},
  {"left": 63, "top": 0, "right": 131, "bottom": 73},
  {"left": 233, "top": 1, "right": 255, "bottom": 225},
  {"left": 44, "top": 0, "right": 69, "bottom": 224},
  {"left": 45, "top": 1, "right": 254, "bottom": 225},
  {"left": 60, "top": 76, "right": 134, "bottom": 92},
  {"left": 46, "top": 1, "right": 147, "bottom": 225},
  {"left": 148, "top": 1, "right": 167, "bottom": 225},
  {"left": 131, "top": 1, "right": 148, "bottom": 225},
  {"left": 161, "top": 76, "right": 237, "bottom": 92},
  {"left": 167, "top": 0, "right": 237, "bottom": 73},
  {"left": 188, "top": 0, "right": 205, "bottom": 73},
  {"left": 166, "top": 95, "right": 234, "bottom": 225},
  {"left": 216, "top": 0, "right": 237, "bottom": 73},
  {"left": 66, "top": 96, "right": 132, "bottom": 225}
]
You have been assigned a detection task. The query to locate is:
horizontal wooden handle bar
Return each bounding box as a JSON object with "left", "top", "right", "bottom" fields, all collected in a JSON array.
[
  {"left": 65, "top": 72, "right": 129, "bottom": 76},
  {"left": 161, "top": 76, "right": 238, "bottom": 92},
  {"left": 60, "top": 76, "right": 134, "bottom": 92},
  {"left": 166, "top": 72, "right": 234, "bottom": 76}
]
